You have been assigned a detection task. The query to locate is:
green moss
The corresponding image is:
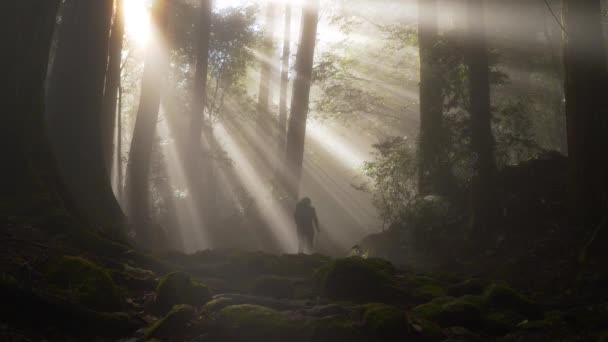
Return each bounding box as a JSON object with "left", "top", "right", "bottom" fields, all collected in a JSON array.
[
  {"left": 145, "top": 304, "right": 196, "bottom": 339},
  {"left": 360, "top": 303, "right": 408, "bottom": 340},
  {"left": 154, "top": 272, "right": 212, "bottom": 314},
  {"left": 46, "top": 255, "right": 124, "bottom": 312},
  {"left": 304, "top": 317, "right": 366, "bottom": 342},
  {"left": 448, "top": 278, "right": 490, "bottom": 296},
  {"left": 412, "top": 296, "right": 484, "bottom": 330},
  {"left": 484, "top": 310, "right": 527, "bottom": 335},
  {"left": 316, "top": 257, "right": 406, "bottom": 303},
  {"left": 202, "top": 296, "right": 235, "bottom": 313},
  {"left": 217, "top": 304, "right": 295, "bottom": 342},
  {"left": 250, "top": 276, "right": 295, "bottom": 299},
  {"left": 482, "top": 284, "right": 541, "bottom": 319}
]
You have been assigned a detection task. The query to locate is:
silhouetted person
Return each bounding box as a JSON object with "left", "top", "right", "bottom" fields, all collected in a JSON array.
[{"left": 294, "top": 197, "right": 320, "bottom": 253}]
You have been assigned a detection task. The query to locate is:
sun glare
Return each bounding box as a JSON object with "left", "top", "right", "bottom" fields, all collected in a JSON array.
[{"left": 124, "top": 0, "right": 151, "bottom": 46}]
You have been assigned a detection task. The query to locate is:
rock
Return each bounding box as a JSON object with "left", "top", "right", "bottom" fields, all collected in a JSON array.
[
  {"left": 45, "top": 255, "right": 124, "bottom": 312},
  {"left": 154, "top": 272, "right": 211, "bottom": 314},
  {"left": 145, "top": 304, "right": 195, "bottom": 339},
  {"left": 448, "top": 278, "right": 490, "bottom": 297},
  {"left": 304, "top": 317, "right": 366, "bottom": 342},
  {"left": 316, "top": 257, "right": 407, "bottom": 303},
  {"left": 412, "top": 296, "right": 484, "bottom": 331},
  {"left": 216, "top": 304, "right": 296, "bottom": 342},
  {"left": 359, "top": 303, "right": 409, "bottom": 341},
  {"left": 306, "top": 304, "right": 350, "bottom": 318},
  {"left": 482, "top": 284, "right": 542, "bottom": 320},
  {"left": 203, "top": 293, "right": 304, "bottom": 312},
  {"left": 250, "top": 276, "right": 295, "bottom": 299}
]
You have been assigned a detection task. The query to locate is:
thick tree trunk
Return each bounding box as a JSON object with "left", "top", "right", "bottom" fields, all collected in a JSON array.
[
  {"left": 277, "top": 3, "right": 292, "bottom": 164},
  {"left": 563, "top": 0, "right": 608, "bottom": 225},
  {"left": 465, "top": 0, "right": 497, "bottom": 234},
  {"left": 2, "top": 0, "right": 61, "bottom": 215},
  {"left": 126, "top": 0, "right": 169, "bottom": 241},
  {"left": 46, "top": 0, "right": 126, "bottom": 236},
  {"left": 256, "top": 2, "right": 278, "bottom": 145},
  {"left": 188, "top": 0, "right": 214, "bottom": 231},
  {"left": 101, "top": 0, "right": 125, "bottom": 176},
  {"left": 285, "top": 0, "right": 320, "bottom": 201},
  {"left": 417, "top": 0, "right": 449, "bottom": 196}
]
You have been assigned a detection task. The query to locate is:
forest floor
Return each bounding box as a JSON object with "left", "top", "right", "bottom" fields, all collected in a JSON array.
[{"left": 1, "top": 157, "right": 607, "bottom": 341}]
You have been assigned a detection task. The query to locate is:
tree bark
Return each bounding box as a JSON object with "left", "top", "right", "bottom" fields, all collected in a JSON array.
[
  {"left": 563, "top": 0, "right": 608, "bottom": 225},
  {"left": 285, "top": 0, "right": 320, "bottom": 201},
  {"left": 417, "top": 0, "right": 449, "bottom": 196},
  {"left": 126, "top": 0, "right": 170, "bottom": 241},
  {"left": 256, "top": 2, "right": 278, "bottom": 145},
  {"left": 47, "top": 0, "right": 126, "bottom": 236},
  {"left": 101, "top": 0, "right": 126, "bottom": 176},
  {"left": 465, "top": 0, "right": 497, "bottom": 234},
  {"left": 2, "top": 0, "right": 61, "bottom": 214}
]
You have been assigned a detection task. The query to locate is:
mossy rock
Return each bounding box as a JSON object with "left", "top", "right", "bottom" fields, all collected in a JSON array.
[
  {"left": 484, "top": 310, "right": 527, "bottom": 335},
  {"left": 564, "top": 303, "right": 608, "bottom": 332},
  {"left": 448, "top": 278, "right": 490, "bottom": 297},
  {"left": 250, "top": 276, "right": 295, "bottom": 299},
  {"left": 154, "top": 272, "right": 211, "bottom": 314},
  {"left": 412, "top": 296, "right": 484, "bottom": 330},
  {"left": 216, "top": 304, "right": 296, "bottom": 342},
  {"left": 316, "top": 257, "right": 407, "bottom": 303},
  {"left": 408, "top": 275, "right": 447, "bottom": 302},
  {"left": 304, "top": 317, "right": 366, "bottom": 342},
  {"left": 46, "top": 255, "right": 124, "bottom": 312},
  {"left": 598, "top": 331, "right": 608, "bottom": 342},
  {"left": 145, "top": 304, "right": 195, "bottom": 339},
  {"left": 360, "top": 303, "right": 409, "bottom": 340},
  {"left": 482, "top": 284, "right": 541, "bottom": 319}
]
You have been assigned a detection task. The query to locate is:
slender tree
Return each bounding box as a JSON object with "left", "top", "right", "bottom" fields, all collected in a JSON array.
[
  {"left": 126, "top": 0, "right": 170, "bottom": 240},
  {"left": 277, "top": 3, "right": 292, "bottom": 160},
  {"left": 188, "top": 0, "right": 214, "bottom": 230},
  {"left": 465, "top": 0, "right": 497, "bottom": 234},
  {"left": 47, "top": 0, "right": 126, "bottom": 236},
  {"left": 101, "top": 0, "right": 126, "bottom": 176},
  {"left": 562, "top": 0, "right": 608, "bottom": 224},
  {"left": 3, "top": 0, "right": 61, "bottom": 214},
  {"left": 417, "top": 0, "right": 449, "bottom": 196},
  {"left": 256, "top": 2, "right": 278, "bottom": 143},
  {"left": 285, "top": 0, "right": 320, "bottom": 201}
]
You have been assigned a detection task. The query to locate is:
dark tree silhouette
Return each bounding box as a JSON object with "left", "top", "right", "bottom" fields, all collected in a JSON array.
[
  {"left": 256, "top": 2, "right": 278, "bottom": 144},
  {"left": 126, "top": 0, "right": 169, "bottom": 241},
  {"left": 277, "top": 3, "right": 292, "bottom": 163},
  {"left": 285, "top": 0, "right": 320, "bottom": 201},
  {"left": 465, "top": 0, "right": 497, "bottom": 234},
  {"left": 47, "top": 0, "right": 126, "bottom": 236},
  {"left": 562, "top": 0, "right": 608, "bottom": 224}
]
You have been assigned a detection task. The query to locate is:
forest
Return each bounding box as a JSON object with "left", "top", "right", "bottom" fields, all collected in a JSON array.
[{"left": 2, "top": 0, "right": 608, "bottom": 341}]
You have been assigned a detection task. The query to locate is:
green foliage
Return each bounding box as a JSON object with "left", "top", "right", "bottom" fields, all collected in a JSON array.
[
  {"left": 154, "top": 271, "right": 211, "bottom": 314},
  {"left": 316, "top": 257, "right": 405, "bottom": 303},
  {"left": 46, "top": 256, "right": 124, "bottom": 312},
  {"left": 145, "top": 304, "right": 196, "bottom": 339}
]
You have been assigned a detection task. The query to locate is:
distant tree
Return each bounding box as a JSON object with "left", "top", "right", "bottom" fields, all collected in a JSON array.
[
  {"left": 277, "top": 3, "right": 292, "bottom": 159},
  {"left": 101, "top": 0, "right": 126, "bottom": 176},
  {"left": 3, "top": 0, "right": 61, "bottom": 215},
  {"left": 417, "top": 0, "right": 449, "bottom": 196},
  {"left": 126, "top": 0, "right": 170, "bottom": 242},
  {"left": 562, "top": 0, "right": 608, "bottom": 224},
  {"left": 285, "top": 0, "right": 320, "bottom": 201},
  {"left": 188, "top": 0, "right": 214, "bottom": 230},
  {"left": 256, "top": 2, "right": 278, "bottom": 144},
  {"left": 464, "top": 0, "right": 498, "bottom": 234},
  {"left": 47, "top": 0, "right": 126, "bottom": 237}
]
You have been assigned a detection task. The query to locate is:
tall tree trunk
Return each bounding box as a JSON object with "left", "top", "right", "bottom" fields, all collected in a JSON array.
[
  {"left": 285, "top": 0, "right": 320, "bottom": 201},
  {"left": 188, "top": 0, "right": 214, "bottom": 232},
  {"left": 2, "top": 0, "right": 61, "bottom": 215},
  {"left": 417, "top": 0, "right": 449, "bottom": 196},
  {"left": 277, "top": 3, "right": 292, "bottom": 165},
  {"left": 465, "top": 0, "right": 497, "bottom": 234},
  {"left": 256, "top": 2, "right": 278, "bottom": 145},
  {"left": 47, "top": 0, "right": 126, "bottom": 237},
  {"left": 117, "top": 81, "right": 124, "bottom": 203},
  {"left": 563, "top": 0, "right": 608, "bottom": 225},
  {"left": 126, "top": 0, "right": 169, "bottom": 242},
  {"left": 101, "top": 0, "right": 126, "bottom": 176}
]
